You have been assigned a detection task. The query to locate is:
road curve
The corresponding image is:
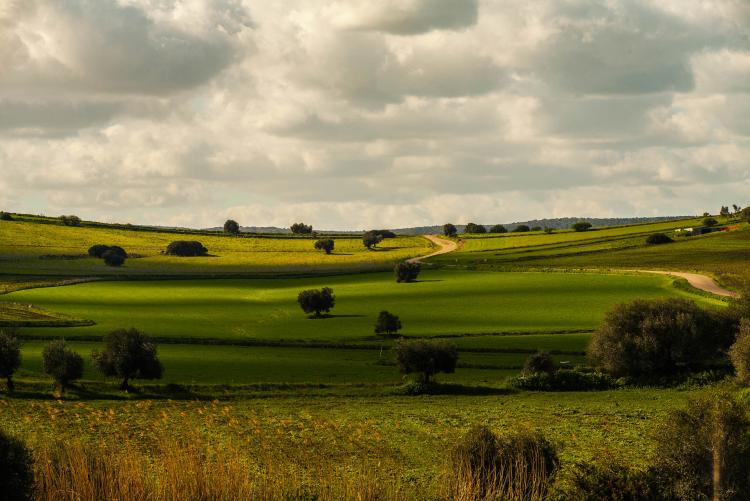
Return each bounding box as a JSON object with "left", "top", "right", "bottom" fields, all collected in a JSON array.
[
  {"left": 408, "top": 235, "right": 458, "bottom": 264},
  {"left": 630, "top": 270, "right": 739, "bottom": 298}
]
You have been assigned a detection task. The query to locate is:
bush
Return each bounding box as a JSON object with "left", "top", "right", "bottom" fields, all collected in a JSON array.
[
  {"left": 363, "top": 231, "right": 383, "bottom": 249},
  {"left": 395, "top": 262, "right": 420, "bottom": 283},
  {"left": 0, "top": 212, "right": 13, "bottom": 221},
  {"left": 93, "top": 328, "right": 164, "bottom": 391},
  {"left": 523, "top": 351, "right": 555, "bottom": 375},
  {"left": 42, "top": 340, "right": 84, "bottom": 394},
  {"left": 314, "top": 239, "right": 334, "bottom": 254},
  {"left": 646, "top": 233, "right": 673, "bottom": 245},
  {"left": 394, "top": 339, "right": 457, "bottom": 383},
  {"left": 87, "top": 244, "right": 111, "bottom": 258},
  {"left": 512, "top": 225, "right": 530, "bottom": 232},
  {"left": 509, "top": 369, "right": 616, "bottom": 391},
  {"left": 489, "top": 224, "right": 507, "bottom": 234},
  {"left": 0, "top": 429, "right": 33, "bottom": 501},
  {"left": 559, "top": 461, "right": 665, "bottom": 500},
  {"left": 588, "top": 298, "right": 730, "bottom": 378},
  {"left": 531, "top": 226, "right": 542, "bottom": 231},
  {"left": 653, "top": 392, "right": 750, "bottom": 500},
  {"left": 730, "top": 319, "right": 750, "bottom": 384},
  {"left": 290, "top": 222, "right": 313, "bottom": 234},
  {"left": 102, "top": 250, "right": 126, "bottom": 267},
  {"left": 572, "top": 221, "right": 592, "bottom": 232},
  {"left": 464, "top": 223, "right": 487, "bottom": 234},
  {"left": 370, "top": 229, "right": 396, "bottom": 238},
  {"left": 60, "top": 215, "right": 81, "bottom": 226},
  {"left": 448, "top": 426, "right": 558, "bottom": 501},
  {"left": 165, "top": 241, "right": 208, "bottom": 257},
  {"left": 107, "top": 245, "right": 127, "bottom": 257},
  {"left": 443, "top": 223, "right": 457, "bottom": 237},
  {"left": 703, "top": 217, "right": 719, "bottom": 227},
  {"left": 727, "top": 288, "right": 750, "bottom": 324},
  {"left": 297, "top": 287, "right": 335, "bottom": 317},
  {"left": 374, "top": 311, "right": 401, "bottom": 337},
  {"left": 223, "top": 219, "right": 240, "bottom": 235},
  {"left": 0, "top": 330, "right": 21, "bottom": 393}
]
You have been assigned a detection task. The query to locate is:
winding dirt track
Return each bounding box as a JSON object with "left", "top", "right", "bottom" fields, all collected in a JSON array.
[{"left": 409, "top": 235, "right": 738, "bottom": 298}]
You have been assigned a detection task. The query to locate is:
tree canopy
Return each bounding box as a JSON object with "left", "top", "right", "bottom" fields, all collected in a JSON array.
[
  {"left": 297, "top": 287, "right": 335, "bottom": 317},
  {"left": 223, "top": 219, "right": 240, "bottom": 235},
  {"left": 93, "top": 328, "right": 164, "bottom": 391}
]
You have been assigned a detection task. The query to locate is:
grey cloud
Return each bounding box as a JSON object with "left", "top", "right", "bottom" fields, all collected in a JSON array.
[{"left": 339, "top": 0, "right": 478, "bottom": 35}]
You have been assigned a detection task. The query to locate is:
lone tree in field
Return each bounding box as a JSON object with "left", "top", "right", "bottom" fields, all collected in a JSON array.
[
  {"left": 60, "top": 215, "right": 81, "bottom": 227},
  {"left": 703, "top": 217, "right": 719, "bottom": 227},
  {"left": 571, "top": 221, "right": 592, "bottom": 232},
  {"left": 730, "top": 319, "right": 750, "bottom": 384},
  {"left": 0, "top": 212, "right": 13, "bottom": 221},
  {"left": 395, "top": 262, "right": 420, "bottom": 283},
  {"left": 588, "top": 298, "right": 731, "bottom": 378},
  {"left": 375, "top": 311, "right": 402, "bottom": 337},
  {"left": 42, "top": 340, "right": 84, "bottom": 395},
  {"left": 223, "top": 219, "right": 240, "bottom": 235},
  {"left": 102, "top": 249, "right": 126, "bottom": 267},
  {"left": 512, "top": 224, "right": 530, "bottom": 232},
  {"left": 0, "top": 428, "right": 34, "bottom": 501},
  {"left": 0, "top": 330, "right": 21, "bottom": 393},
  {"left": 290, "top": 222, "right": 313, "bottom": 234},
  {"left": 314, "top": 239, "right": 335, "bottom": 254},
  {"left": 394, "top": 339, "right": 458, "bottom": 384},
  {"left": 489, "top": 224, "right": 507, "bottom": 234},
  {"left": 297, "top": 287, "right": 335, "bottom": 317},
  {"left": 93, "top": 328, "right": 163, "bottom": 391},
  {"left": 363, "top": 231, "right": 383, "bottom": 249},
  {"left": 523, "top": 351, "right": 555, "bottom": 376},
  {"left": 645, "top": 233, "right": 673, "bottom": 245},
  {"left": 88, "top": 244, "right": 110, "bottom": 258},
  {"left": 720, "top": 205, "right": 731, "bottom": 218},
  {"left": 165, "top": 241, "right": 208, "bottom": 257},
  {"left": 464, "top": 222, "right": 486, "bottom": 234},
  {"left": 443, "top": 223, "right": 457, "bottom": 237}
]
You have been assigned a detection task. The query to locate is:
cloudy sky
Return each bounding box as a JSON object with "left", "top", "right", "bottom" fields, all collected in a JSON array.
[{"left": 1, "top": 0, "right": 749, "bottom": 229}]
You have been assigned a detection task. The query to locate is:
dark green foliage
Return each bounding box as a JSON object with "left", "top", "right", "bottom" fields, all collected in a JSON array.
[
  {"left": 742, "top": 207, "right": 750, "bottom": 222},
  {"left": 0, "top": 330, "right": 21, "bottom": 393},
  {"left": 395, "top": 262, "right": 420, "bottom": 283},
  {"left": 314, "top": 239, "right": 335, "bottom": 254},
  {"left": 42, "top": 340, "right": 84, "bottom": 394},
  {"left": 561, "top": 461, "right": 666, "bottom": 501},
  {"left": 107, "top": 245, "right": 127, "bottom": 257},
  {"left": 512, "top": 224, "right": 530, "bottom": 232},
  {"left": 297, "top": 287, "right": 335, "bottom": 317},
  {"left": 370, "top": 229, "right": 396, "bottom": 238},
  {"left": 93, "top": 328, "right": 163, "bottom": 391},
  {"left": 531, "top": 226, "right": 542, "bottom": 231},
  {"left": 572, "top": 221, "right": 593, "bottom": 232},
  {"left": 443, "top": 223, "right": 457, "bottom": 237},
  {"left": 523, "top": 351, "right": 555, "bottom": 375},
  {"left": 730, "top": 319, "right": 750, "bottom": 384},
  {"left": 703, "top": 217, "right": 719, "bottom": 227},
  {"left": 363, "top": 231, "right": 383, "bottom": 249},
  {"left": 223, "top": 219, "right": 240, "bottom": 235},
  {"left": 653, "top": 392, "right": 750, "bottom": 501},
  {"left": 0, "top": 429, "right": 33, "bottom": 501},
  {"left": 646, "top": 233, "right": 673, "bottom": 245},
  {"left": 0, "top": 212, "right": 13, "bottom": 221},
  {"left": 544, "top": 227, "right": 554, "bottom": 234},
  {"left": 489, "top": 224, "right": 507, "bottom": 234},
  {"left": 290, "top": 222, "right": 313, "bottom": 234},
  {"left": 60, "top": 215, "right": 81, "bottom": 226},
  {"left": 588, "top": 298, "right": 729, "bottom": 378},
  {"left": 727, "top": 288, "right": 750, "bottom": 323},
  {"left": 165, "top": 241, "right": 208, "bottom": 257},
  {"left": 720, "top": 206, "right": 730, "bottom": 218},
  {"left": 509, "top": 369, "right": 615, "bottom": 391},
  {"left": 87, "top": 244, "right": 111, "bottom": 258},
  {"left": 449, "top": 426, "right": 558, "bottom": 501},
  {"left": 394, "top": 339, "right": 457, "bottom": 383},
  {"left": 374, "top": 311, "right": 401, "bottom": 337},
  {"left": 102, "top": 250, "right": 126, "bottom": 267},
  {"left": 464, "top": 222, "right": 486, "bottom": 234}
]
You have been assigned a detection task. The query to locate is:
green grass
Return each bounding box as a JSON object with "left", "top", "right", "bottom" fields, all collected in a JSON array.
[{"left": 0, "top": 219, "right": 431, "bottom": 275}]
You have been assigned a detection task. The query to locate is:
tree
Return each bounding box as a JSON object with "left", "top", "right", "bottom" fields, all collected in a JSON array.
[
  {"left": 489, "top": 224, "right": 507, "bottom": 234},
  {"left": 0, "top": 212, "right": 13, "bottom": 221},
  {"left": 730, "top": 319, "right": 750, "bottom": 384},
  {"left": 87, "top": 244, "right": 111, "bottom": 258},
  {"left": 646, "top": 233, "right": 673, "bottom": 245},
  {"left": 370, "top": 229, "right": 396, "bottom": 238},
  {"left": 314, "top": 239, "right": 334, "bottom": 254},
  {"left": 93, "top": 328, "right": 163, "bottom": 391},
  {"left": 728, "top": 288, "right": 750, "bottom": 324},
  {"left": 703, "top": 217, "right": 719, "bottom": 227},
  {"left": 733, "top": 204, "right": 742, "bottom": 216},
  {"left": 165, "top": 241, "right": 208, "bottom": 256},
  {"left": 290, "top": 222, "right": 313, "bottom": 234},
  {"left": 571, "top": 221, "right": 592, "bottom": 232},
  {"left": 443, "top": 223, "right": 458, "bottom": 237},
  {"left": 523, "top": 351, "right": 555, "bottom": 375},
  {"left": 102, "top": 250, "right": 126, "bottom": 267},
  {"left": 0, "top": 330, "right": 21, "bottom": 393},
  {"left": 42, "top": 340, "right": 84, "bottom": 395},
  {"left": 464, "top": 222, "right": 486, "bottom": 234},
  {"left": 375, "top": 311, "right": 402, "bottom": 337},
  {"left": 742, "top": 207, "right": 750, "bottom": 222},
  {"left": 395, "top": 262, "right": 420, "bottom": 283},
  {"left": 512, "top": 225, "right": 530, "bottom": 232},
  {"left": 543, "top": 227, "right": 554, "bottom": 234},
  {"left": 0, "top": 429, "right": 33, "bottom": 501},
  {"left": 394, "top": 339, "right": 458, "bottom": 383},
  {"left": 363, "top": 231, "right": 383, "bottom": 249},
  {"left": 588, "top": 298, "right": 730, "bottom": 378},
  {"left": 720, "top": 205, "right": 730, "bottom": 218},
  {"left": 223, "top": 219, "right": 240, "bottom": 235},
  {"left": 60, "top": 215, "right": 81, "bottom": 227},
  {"left": 297, "top": 287, "right": 335, "bottom": 317}
]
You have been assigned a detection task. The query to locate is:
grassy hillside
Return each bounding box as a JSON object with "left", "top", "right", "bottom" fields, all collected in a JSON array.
[{"left": 0, "top": 218, "right": 431, "bottom": 275}]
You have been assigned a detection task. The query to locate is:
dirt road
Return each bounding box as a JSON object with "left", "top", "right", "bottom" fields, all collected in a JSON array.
[
  {"left": 408, "top": 235, "right": 458, "bottom": 264},
  {"left": 634, "top": 270, "right": 739, "bottom": 298}
]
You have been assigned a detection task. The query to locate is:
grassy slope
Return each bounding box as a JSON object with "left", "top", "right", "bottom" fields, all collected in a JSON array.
[{"left": 0, "top": 219, "right": 430, "bottom": 275}]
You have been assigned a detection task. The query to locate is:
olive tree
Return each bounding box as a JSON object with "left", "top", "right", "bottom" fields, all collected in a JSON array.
[
  {"left": 523, "top": 351, "right": 555, "bottom": 375},
  {"left": 42, "top": 340, "right": 84, "bottom": 395},
  {"left": 489, "top": 224, "right": 507, "bottom": 234},
  {"left": 223, "top": 219, "right": 240, "bottom": 235},
  {"left": 314, "top": 239, "right": 334, "bottom": 254},
  {"left": 363, "top": 231, "right": 383, "bottom": 249},
  {"left": 443, "top": 223, "right": 457, "bottom": 237},
  {"left": 165, "top": 241, "right": 208, "bottom": 256},
  {"left": 395, "top": 262, "right": 420, "bottom": 283},
  {"left": 290, "top": 222, "right": 313, "bottom": 234},
  {"left": 297, "top": 287, "right": 335, "bottom": 317},
  {"left": 464, "top": 222, "right": 486, "bottom": 234},
  {"left": 93, "top": 328, "right": 163, "bottom": 391},
  {"left": 374, "top": 311, "right": 402, "bottom": 337},
  {"left": 730, "top": 319, "right": 750, "bottom": 384},
  {"left": 571, "top": 221, "right": 592, "bottom": 232},
  {"left": 394, "top": 339, "right": 458, "bottom": 383},
  {"left": 0, "top": 330, "right": 21, "bottom": 393}
]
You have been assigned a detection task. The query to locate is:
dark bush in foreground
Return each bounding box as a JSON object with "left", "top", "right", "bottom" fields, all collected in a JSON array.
[
  {"left": 297, "top": 287, "right": 335, "bottom": 317},
  {"left": 0, "top": 330, "right": 21, "bottom": 393},
  {"left": 0, "top": 212, "right": 13, "bottom": 221},
  {"left": 512, "top": 224, "right": 530, "bottom": 232},
  {"left": 730, "top": 319, "right": 750, "bottom": 384},
  {"left": 559, "top": 461, "right": 665, "bottom": 500},
  {"left": 0, "top": 429, "right": 33, "bottom": 501},
  {"left": 727, "top": 288, "right": 750, "bottom": 324},
  {"left": 394, "top": 339, "right": 457, "bottom": 384},
  {"left": 509, "top": 369, "right": 616, "bottom": 391},
  {"left": 489, "top": 224, "right": 507, "bottom": 234},
  {"left": 60, "top": 215, "right": 81, "bottom": 226},
  {"left": 523, "top": 351, "right": 555, "bottom": 375},
  {"left": 290, "top": 222, "right": 313, "bottom": 234},
  {"left": 395, "top": 262, "right": 420, "bottom": 283},
  {"left": 443, "top": 223, "right": 457, "bottom": 237},
  {"left": 93, "top": 328, "right": 164, "bottom": 391},
  {"left": 165, "top": 241, "right": 208, "bottom": 257},
  {"left": 464, "top": 222, "right": 486, "bottom": 234},
  {"left": 314, "top": 239, "right": 334, "bottom": 254},
  {"left": 374, "top": 311, "right": 401, "bottom": 337},
  {"left": 223, "top": 219, "right": 240, "bottom": 235},
  {"left": 363, "top": 231, "right": 383, "bottom": 249},
  {"left": 588, "top": 298, "right": 731, "bottom": 378},
  {"left": 572, "top": 221, "right": 592, "bottom": 232},
  {"left": 102, "top": 250, "right": 126, "bottom": 267},
  {"left": 448, "top": 426, "right": 558, "bottom": 501},
  {"left": 646, "top": 232, "right": 674, "bottom": 245},
  {"left": 42, "top": 340, "right": 83, "bottom": 395}
]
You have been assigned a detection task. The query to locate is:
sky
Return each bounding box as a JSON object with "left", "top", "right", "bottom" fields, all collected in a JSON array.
[{"left": 1, "top": 0, "right": 749, "bottom": 230}]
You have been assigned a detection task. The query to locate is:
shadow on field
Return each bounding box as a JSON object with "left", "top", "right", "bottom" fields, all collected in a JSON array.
[
  {"left": 398, "top": 383, "right": 517, "bottom": 396},
  {"left": 307, "top": 314, "right": 367, "bottom": 319}
]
